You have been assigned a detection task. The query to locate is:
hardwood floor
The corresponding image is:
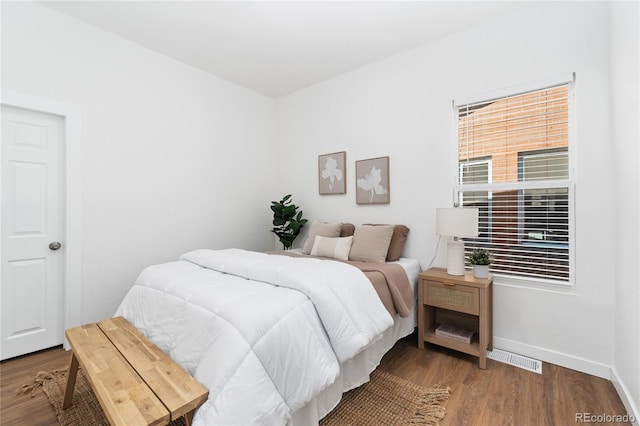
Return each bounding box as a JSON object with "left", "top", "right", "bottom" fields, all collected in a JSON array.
[
  {"left": 379, "top": 333, "right": 632, "bottom": 426},
  {"left": 0, "top": 335, "right": 631, "bottom": 425},
  {"left": 1, "top": 345, "right": 69, "bottom": 426}
]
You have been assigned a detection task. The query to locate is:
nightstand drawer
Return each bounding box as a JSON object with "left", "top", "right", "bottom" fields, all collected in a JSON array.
[{"left": 425, "top": 281, "right": 479, "bottom": 315}]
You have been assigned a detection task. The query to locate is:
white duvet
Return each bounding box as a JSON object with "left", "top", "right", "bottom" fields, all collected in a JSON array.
[{"left": 115, "top": 249, "right": 394, "bottom": 425}]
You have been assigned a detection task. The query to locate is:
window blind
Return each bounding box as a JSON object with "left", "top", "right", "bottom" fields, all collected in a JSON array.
[{"left": 455, "top": 82, "right": 573, "bottom": 284}]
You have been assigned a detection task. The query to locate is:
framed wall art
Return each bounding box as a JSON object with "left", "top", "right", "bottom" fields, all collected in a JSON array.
[
  {"left": 318, "top": 151, "right": 346, "bottom": 195},
  {"left": 356, "top": 156, "right": 390, "bottom": 204}
]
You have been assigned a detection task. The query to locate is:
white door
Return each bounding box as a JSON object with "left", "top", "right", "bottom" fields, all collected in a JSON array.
[{"left": 1, "top": 105, "right": 64, "bottom": 360}]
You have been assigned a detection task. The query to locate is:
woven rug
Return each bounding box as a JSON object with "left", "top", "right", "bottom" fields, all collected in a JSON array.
[
  {"left": 16, "top": 369, "right": 185, "bottom": 426},
  {"left": 18, "top": 368, "right": 449, "bottom": 426},
  {"left": 320, "top": 370, "right": 450, "bottom": 426}
]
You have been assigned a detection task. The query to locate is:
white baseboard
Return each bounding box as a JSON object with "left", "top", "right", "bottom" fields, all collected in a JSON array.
[
  {"left": 493, "top": 337, "right": 638, "bottom": 425},
  {"left": 493, "top": 337, "right": 611, "bottom": 379},
  {"left": 611, "top": 367, "right": 640, "bottom": 426}
]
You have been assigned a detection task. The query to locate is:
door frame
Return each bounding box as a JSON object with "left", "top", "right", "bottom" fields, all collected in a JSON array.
[{"left": 1, "top": 91, "right": 82, "bottom": 348}]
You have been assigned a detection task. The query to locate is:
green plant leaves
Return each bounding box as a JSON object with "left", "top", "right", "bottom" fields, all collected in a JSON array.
[
  {"left": 468, "top": 248, "right": 494, "bottom": 265},
  {"left": 270, "top": 194, "right": 307, "bottom": 250}
]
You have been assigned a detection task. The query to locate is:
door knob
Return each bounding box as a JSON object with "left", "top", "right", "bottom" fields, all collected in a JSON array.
[{"left": 49, "top": 242, "right": 62, "bottom": 251}]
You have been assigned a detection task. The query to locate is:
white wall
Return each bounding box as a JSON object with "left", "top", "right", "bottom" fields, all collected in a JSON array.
[
  {"left": 276, "top": 1, "right": 627, "bottom": 382},
  {"left": 1, "top": 2, "right": 278, "bottom": 323},
  {"left": 610, "top": 1, "right": 640, "bottom": 418}
]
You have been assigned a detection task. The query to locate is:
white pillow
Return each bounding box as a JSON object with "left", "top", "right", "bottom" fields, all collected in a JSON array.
[
  {"left": 310, "top": 236, "right": 353, "bottom": 261},
  {"left": 302, "top": 220, "right": 342, "bottom": 254},
  {"left": 348, "top": 224, "right": 394, "bottom": 263}
]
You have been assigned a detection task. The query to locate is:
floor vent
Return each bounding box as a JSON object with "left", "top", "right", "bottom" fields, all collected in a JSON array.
[{"left": 487, "top": 348, "right": 542, "bottom": 374}]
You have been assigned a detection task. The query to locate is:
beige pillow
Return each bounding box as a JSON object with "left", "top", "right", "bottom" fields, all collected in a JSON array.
[
  {"left": 349, "top": 225, "right": 395, "bottom": 263},
  {"left": 365, "top": 224, "right": 410, "bottom": 261},
  {"left": 302, "top": 220, "right": 342, "bottom": 254},
  {"left": 311, "top": 236, "right": 353, "bottom": 261}
]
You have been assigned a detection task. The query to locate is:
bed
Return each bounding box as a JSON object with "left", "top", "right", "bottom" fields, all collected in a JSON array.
[{"left": 115, "top": 223, "right": 420, "bottom": 425}]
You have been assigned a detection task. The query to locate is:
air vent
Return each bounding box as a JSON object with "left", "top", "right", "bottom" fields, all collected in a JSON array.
[{"left": 487, "top": 348, "right": 542, "bottom": 374}]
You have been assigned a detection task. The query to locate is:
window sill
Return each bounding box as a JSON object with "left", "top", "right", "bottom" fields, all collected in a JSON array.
[{"left": 488, "top": 271, "right": 575, "bottom": 293}]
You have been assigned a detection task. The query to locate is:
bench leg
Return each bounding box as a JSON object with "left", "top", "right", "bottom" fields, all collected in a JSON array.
[
  {"left": 184, "top": 409, "right": 196, "bottom": 426},
  {"left": 62, "top": 351, "right": 79, "bottom": 409}
]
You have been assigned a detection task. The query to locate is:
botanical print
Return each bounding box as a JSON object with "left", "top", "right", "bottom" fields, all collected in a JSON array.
[
  {"left": 322, "top": 157, "right": 342, "bottom": 190},
  {"left": 318, "top": 151, "right": 346, "bottom": 194},
  {"left": 356, "top": 157, "right": 389, "bottom": 204}
]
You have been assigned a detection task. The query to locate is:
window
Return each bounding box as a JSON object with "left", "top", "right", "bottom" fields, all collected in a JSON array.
[
  {"left": 454, "top": 78, "right": 574, "bottom": 284},
  {"left": 459, "top": 158, "right": 491, "bottom": 239},
  {"left": 519, "top": 149, "right": 569, "bottom": 247}
]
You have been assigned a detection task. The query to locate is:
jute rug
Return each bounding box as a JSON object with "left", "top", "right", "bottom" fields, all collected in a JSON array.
[
  {"left": 320, "top": 370, "right": 450, "bottom": 426},
  {"left": 16, "top": 369, "right": 185, "bottom": 426},
  {"left": 18, "top": 368, "right": 449, "bottom": 425}
]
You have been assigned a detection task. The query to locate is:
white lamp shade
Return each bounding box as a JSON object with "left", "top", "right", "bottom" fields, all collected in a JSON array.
[{"left": 436, "top": 207, "right": 479, "bottom": 238}]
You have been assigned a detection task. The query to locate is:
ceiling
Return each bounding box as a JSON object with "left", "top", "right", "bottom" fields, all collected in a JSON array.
[{"left": 40, "top": 1, "right": 531, "bottom": 98}]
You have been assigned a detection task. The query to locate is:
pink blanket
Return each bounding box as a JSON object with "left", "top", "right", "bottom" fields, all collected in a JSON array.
[{"left": 269, "top": 251, "right": 413, "bottom": 318}]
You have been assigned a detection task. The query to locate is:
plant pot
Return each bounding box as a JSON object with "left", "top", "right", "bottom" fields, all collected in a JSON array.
[{"left": 473, "top": 264, "right": 489, "bottom": 279}]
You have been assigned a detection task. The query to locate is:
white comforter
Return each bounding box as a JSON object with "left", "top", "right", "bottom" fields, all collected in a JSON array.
[{"left": 115, "top": 249, "right": 394, "bottom": 425}]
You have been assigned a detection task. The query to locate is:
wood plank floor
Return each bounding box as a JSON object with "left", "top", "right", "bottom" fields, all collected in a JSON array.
[
  {"left": 379, "top": 333, "right": 632, "bottom": 426},
  {"left": 1, "top": 334, "right": 631, "bottom": 425},
  {"left": 1, "top": 345, "right": 68, "bottom": 426}
]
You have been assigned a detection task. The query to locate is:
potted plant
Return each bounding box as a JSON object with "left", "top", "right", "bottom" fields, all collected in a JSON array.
[
  {"left": 468, "top": 248, "right": 494, "bottom": 278},
  {"left": 270, "top": 194, "right": 308, "bottom": 250}
]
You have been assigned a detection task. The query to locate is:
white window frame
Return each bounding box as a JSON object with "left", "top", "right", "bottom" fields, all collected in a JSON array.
[
  {"left": 452, "top": 74, "right": 576, "bottom": 287},
  {"left": 457, "top": 157, "right": 492, "bottom": 204}
]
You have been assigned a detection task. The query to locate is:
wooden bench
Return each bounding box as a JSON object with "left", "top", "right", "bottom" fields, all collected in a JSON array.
[{"left": 63, "top": 316, "right": 209, "bottom": 426}]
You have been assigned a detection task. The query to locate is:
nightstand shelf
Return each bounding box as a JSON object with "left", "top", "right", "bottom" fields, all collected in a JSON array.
[
  {"left": 418, "top": 268, "right": 493, "bottom": 369},
  {"left": 423, "top": 318, "right": 480, "bottom": 356}
]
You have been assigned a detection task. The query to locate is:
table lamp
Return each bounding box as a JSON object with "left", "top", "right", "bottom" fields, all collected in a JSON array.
[{"left": 436, "top": 207, "right": 479, "bottom": 275}]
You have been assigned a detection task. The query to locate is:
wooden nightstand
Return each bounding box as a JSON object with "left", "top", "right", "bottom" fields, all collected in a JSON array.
[{"left": 418, "top": 268, "right": 493, "bottom": 369}]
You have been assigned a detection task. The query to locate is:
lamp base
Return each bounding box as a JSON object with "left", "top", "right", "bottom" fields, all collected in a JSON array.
[{"left": 446, "top": 240, "right": 466, "bottom": 275}]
